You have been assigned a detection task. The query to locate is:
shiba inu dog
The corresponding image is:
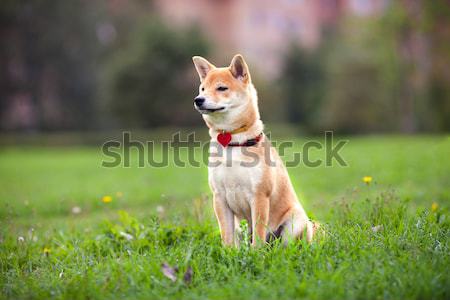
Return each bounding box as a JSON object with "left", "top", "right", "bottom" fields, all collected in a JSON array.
[{"left": 192, "top": 54, "right": 315, "bottom": 246}]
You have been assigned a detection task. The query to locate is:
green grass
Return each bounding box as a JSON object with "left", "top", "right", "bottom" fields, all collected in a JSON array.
[{"left": 0, "top": 135, "right": 449, "bottom": 299}]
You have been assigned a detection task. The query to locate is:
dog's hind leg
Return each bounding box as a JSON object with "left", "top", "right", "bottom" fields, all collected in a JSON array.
[
  {"left": 281, "top": 208, "right": 313, "bottom": 244},
  {"left": 265, "top": 224, "right": 284, "bottom": 243}
]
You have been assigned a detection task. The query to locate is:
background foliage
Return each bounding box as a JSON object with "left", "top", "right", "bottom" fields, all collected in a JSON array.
[
  {"left": 1, "top": 0, "right": 449, "bottom": 133},
  {"left": 102, "top": 22, "right": 209, "bottom": 128}
]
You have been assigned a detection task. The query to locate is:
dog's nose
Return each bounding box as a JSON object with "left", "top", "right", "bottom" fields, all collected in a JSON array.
[{"left": 194, "top": 96, "right": 205, "bottom": 107}]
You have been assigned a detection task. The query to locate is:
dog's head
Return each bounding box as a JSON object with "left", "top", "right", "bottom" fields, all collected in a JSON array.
[{"left": 192, "top": 54, "right": 257, "bottom": 126}]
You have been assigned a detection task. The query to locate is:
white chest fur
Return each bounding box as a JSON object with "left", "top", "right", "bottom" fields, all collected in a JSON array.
[{"left": 208, "top": 144, "right": 263, "bottom": 220}]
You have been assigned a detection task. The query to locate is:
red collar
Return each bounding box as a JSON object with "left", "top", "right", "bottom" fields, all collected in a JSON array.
[
  {"left": 229, "top": 133, "right": 263, "bottom": 147},
  {"left": 217, "top": 132, "right": 263, "bottom": 147}
]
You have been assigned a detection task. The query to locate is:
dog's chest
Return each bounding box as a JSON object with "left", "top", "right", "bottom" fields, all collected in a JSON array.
[{"left": 208, "top": 146, "right": 264, "bottom": 219}]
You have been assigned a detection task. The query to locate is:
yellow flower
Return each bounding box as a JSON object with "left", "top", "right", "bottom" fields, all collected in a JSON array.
[
  {"left": 43, "top": 247, "right": 51, "bottom": 256},
  {"left": 102, "top": 195, "right": 112, "bottom": 203},
  {"left": 363, "top": 176, "right": 373, "bottom": 184},
  {"left": 431, "top": 202, "right": 439, "bottom": 213},
  {"left": 116, "top": 192, "right": 123, "bottom": 198}
]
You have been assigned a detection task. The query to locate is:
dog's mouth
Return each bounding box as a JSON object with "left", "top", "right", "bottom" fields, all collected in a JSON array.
[{"left": 196, "top": 107, "right": 226, "bottom": 114}]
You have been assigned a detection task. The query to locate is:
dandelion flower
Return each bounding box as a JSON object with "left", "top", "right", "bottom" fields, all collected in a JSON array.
[
  {"left": 102, "top": 195, "right": 112, "bottom": 203},
  {"left": 43, "top": 247, "right": 51, "bottom": 256},
  {"left": 363, "top": 176, "right": 373, "bottom": 185},
  {"left": 431, "top": 202, "right": 439, "bottom": 212},
  {"left": 17, "top": 236, "right": 25, "bottom": 242}
]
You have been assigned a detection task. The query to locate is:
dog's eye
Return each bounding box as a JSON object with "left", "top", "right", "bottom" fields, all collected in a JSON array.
[
  {"left": 201, "top": 87, "right": 205, "bottom": 91},
  {"left": 217, "top": 86, "right": 228, "bottom": 91}
]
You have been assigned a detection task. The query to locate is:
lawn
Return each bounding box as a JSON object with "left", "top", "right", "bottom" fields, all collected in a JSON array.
[{"left": 0, "top": 134, "right": 449, "bottom": 299}]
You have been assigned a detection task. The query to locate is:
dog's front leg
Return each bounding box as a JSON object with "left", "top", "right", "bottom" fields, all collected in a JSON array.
[
  {"left": 251, "top": 194, "right": 269, "bottom": 246},
  {"left": 213, "top": 194, "right": 235, "bottom": 246}
]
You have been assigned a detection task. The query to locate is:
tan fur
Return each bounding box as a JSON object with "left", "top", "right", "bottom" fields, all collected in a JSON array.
[{"left": 192, "top": 54, "right": 314, "bottom": 246}]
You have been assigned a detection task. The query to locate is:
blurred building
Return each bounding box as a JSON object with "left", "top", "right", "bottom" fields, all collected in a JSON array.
[{"left": 154, "top": 0, "right": 387, "bottom": 78}]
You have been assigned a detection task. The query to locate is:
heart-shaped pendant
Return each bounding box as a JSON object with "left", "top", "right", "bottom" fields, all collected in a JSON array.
[{"left": 217, "top": 132, "right": 232, "bottom": 147}]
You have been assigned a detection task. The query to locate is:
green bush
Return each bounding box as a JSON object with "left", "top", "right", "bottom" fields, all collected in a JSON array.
[
  {"left": 278, "top": 1, "right": 450, "bottom": 133},
  {"left": 279, "top": 45, "right": 326, "bottom": 132},
  {"left": 102, "top": 20, "right": 210, "bottom": 128}
]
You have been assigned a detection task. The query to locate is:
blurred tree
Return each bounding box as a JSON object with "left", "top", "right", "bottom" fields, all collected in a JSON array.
[
  {"left": 0, "top": 0, "right": 104, "bottom": 131},
  {"left": 102, "top": 20, "right": 210, "bottom": 128},
  {"left": 422, "top": 0, "right": 450, "bottom": 131},
  {"left": 317, "top": 0, "right": 450, "bottom": 133},
  {"left": 319, "top": 16, "right": 401, "bottom": 133},
  {"left": 279, "top": 0, "right": 450, "bottom": 133},
  {"left": 379, "top": 0, "right": 431, "bottom": 133},
  {"left": 279, "top": 45, "right": 325, "bottom": 132},
  {"left": 376, "top": 0, "right": 450, "bottom": 132}
]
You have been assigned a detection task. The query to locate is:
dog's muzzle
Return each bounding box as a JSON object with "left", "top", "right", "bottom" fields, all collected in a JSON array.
[
  {"left": 193, "top": 96, "right": 225, "bottom": 114},
  {"left": 194, "top": 96, "right": 205, "bottom": 107}
]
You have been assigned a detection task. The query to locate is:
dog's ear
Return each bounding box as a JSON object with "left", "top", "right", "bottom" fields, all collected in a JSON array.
[
  {"left": 192, "top": 56, "right": 215, "bottom": 82},
  {"left": 229, "top": 54, "right": 250, "bottom": 83}
]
